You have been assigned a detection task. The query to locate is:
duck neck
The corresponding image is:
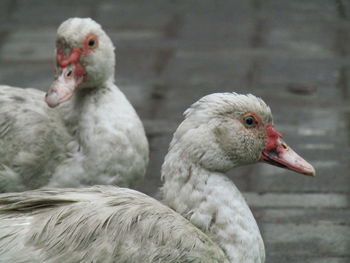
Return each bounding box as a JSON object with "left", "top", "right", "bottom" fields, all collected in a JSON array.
[
  {"left": 58, "top": 82, "right": 106, "bottom": 136},
  {"left": 56, "top": 79, "right": 148, "bottom": 186},
  {"left": 161, "top": 143, "right": 265, "bottom": 263}
]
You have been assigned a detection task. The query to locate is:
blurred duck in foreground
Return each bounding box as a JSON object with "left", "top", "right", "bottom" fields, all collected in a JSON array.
[
  {"left": 0, "top": 18, "right": 149, "bottom": 192},
  {"left": 0, "top": 93, "right": 314, "bottom": 263}
]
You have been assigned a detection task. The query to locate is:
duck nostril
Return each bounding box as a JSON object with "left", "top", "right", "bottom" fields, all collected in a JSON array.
[
  {"left": 281, "top": 143, "right": 288, "bottom": 149},
  {"left": 66, "top": 70, "right": 72, "bottom": 77}
]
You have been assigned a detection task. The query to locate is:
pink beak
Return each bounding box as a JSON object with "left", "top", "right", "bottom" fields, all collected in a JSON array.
[
  {"left": 45, "top": 66, "right": 83, "bottom": 108},
  {"left": 260, "top": 125, "right": 315, "bottom": 176},
  {"left": 45, "top": 48, "right": 85, "bottom": 108}
]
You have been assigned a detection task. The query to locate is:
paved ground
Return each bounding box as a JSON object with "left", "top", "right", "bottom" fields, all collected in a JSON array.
[{"left": 0, "top": 0, "right": 349, "bottom": 262}]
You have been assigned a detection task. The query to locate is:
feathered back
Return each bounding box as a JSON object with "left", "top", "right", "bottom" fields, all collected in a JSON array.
[{"left": 0, "top": 186, "right": 229, "bottom": 263}]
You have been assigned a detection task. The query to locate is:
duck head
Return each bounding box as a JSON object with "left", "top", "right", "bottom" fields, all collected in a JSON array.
[
  {"left": 174, "top": 93, "right": 315, "bottom": 176},
  {"left": 46, "top": 18, "right": 115, "bottom": 108}
]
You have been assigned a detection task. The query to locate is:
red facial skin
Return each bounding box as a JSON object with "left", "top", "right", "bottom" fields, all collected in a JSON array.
[
  {"left": 56, "top": 48, "right": 86, "bottom": 79},
  {"left": 264, "top": 124, "right": 283, "bottom": 152},
  {"left": 259, "top": 124, "right": 315, "bottom": 176},
  {"left": 55, "top": 33, "right": 99, "bottom": 78},
  {"left": 45, "top": 33, "right": 98, "bottom": 108}
]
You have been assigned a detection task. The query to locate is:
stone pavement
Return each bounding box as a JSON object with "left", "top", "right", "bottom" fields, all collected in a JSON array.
[{"left": 0, "top": 0, "right": 349, "bottom": 262}]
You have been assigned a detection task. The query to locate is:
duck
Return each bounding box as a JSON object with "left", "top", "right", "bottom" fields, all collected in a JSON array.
[
  {"left": 0, "top": 93, "right": 315, "bottom": 263},
  {"left": 0, "top": 18, "right": 149, "bottom": 192}
]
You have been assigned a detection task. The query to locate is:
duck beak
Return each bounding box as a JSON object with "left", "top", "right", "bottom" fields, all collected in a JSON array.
[
  {"left": 45, "top": 66, "right": 83, "bottom": 108},
  {"left": 45, "top": 48, "right": 85, "bottom": 108},
  {"left": 259, "top": 125, "right": 315, "bottom": 176}
]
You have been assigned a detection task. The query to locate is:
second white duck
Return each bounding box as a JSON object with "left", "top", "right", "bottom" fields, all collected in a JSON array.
[{"left": 0, "top": 18, "right": 149, "bottom": 191}]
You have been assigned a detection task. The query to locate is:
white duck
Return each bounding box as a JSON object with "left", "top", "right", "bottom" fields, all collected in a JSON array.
[
  {"left": 0, "top": 93, "right": 315, "bottom": 262},
  {"left": 0, "top": 18, "right": 149, "bottom": 191}
]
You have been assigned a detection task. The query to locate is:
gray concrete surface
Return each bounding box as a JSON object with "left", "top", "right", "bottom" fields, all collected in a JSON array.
[{"left": 0, "top": 0, "right": 349, "bottom": 261}]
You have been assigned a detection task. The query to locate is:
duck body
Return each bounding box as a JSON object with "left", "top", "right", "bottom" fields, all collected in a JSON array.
[
  {"left": 0, "top": 82, "right": 148, "bottom": 191},
  {"left": 0, "top": 86, "right": 69, "bottom": 191},
  {"left": 48, "top": 80, "right": 149, "bottom": 189},
  {"left": 0, "top": 18, "right": 149, "bottom": 192}
]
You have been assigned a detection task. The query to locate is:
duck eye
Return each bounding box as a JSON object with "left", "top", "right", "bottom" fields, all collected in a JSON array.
[
  {"left": 243, "top": 116, "right": 257, "bottom": 128},
  {"left": 84, "top": 34, "right": 98, "bottom": 50},
  {"left": 88, "top": 39, "right": 95, "bottom": 47}
]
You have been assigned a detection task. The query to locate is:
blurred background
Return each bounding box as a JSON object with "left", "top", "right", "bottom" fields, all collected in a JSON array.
[{"left": 0, "top": 0, "right": 349, "bottom": 262}]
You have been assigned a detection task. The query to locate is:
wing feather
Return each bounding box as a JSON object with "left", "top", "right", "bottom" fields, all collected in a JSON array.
[{"left": 0, "top": 186, "right": 229, "bottom": 263}]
